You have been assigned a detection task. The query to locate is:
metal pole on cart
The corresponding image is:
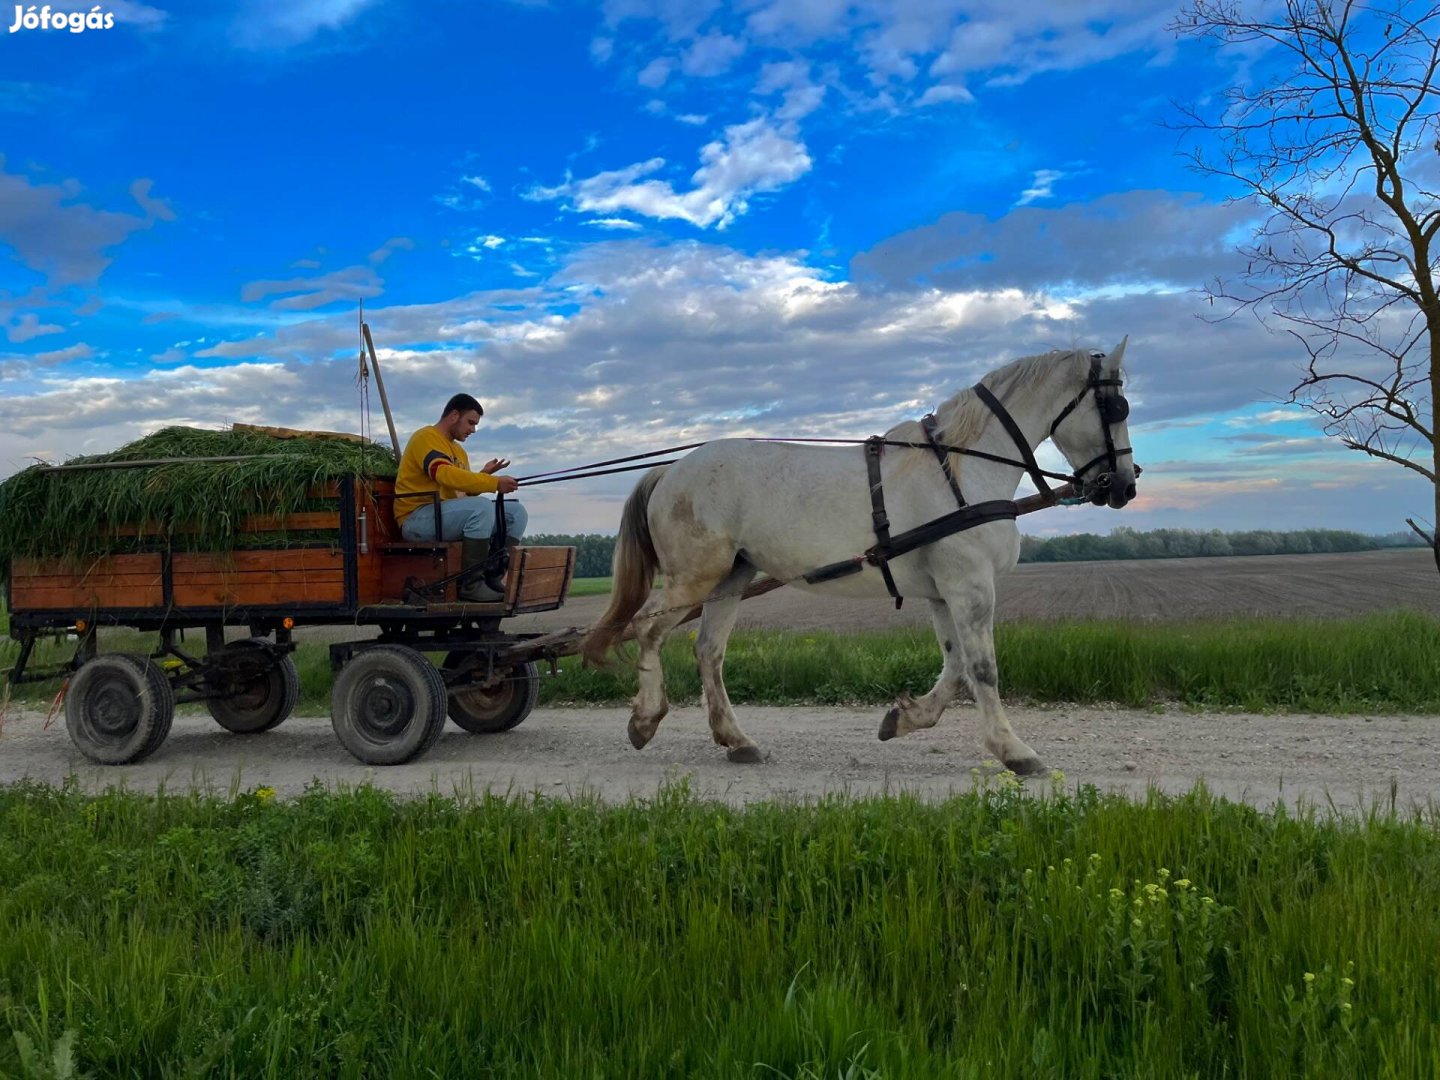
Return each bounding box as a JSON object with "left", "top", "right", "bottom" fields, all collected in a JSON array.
[{"left": 360, "top": 316, "right": 402, "bottom": 464}]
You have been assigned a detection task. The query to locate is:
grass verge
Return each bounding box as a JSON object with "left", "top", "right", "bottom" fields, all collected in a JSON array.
[
  {"left": 5, "top": 611, "right": 1439, "bottom": 714},
  {"left": 0, "top": 780, "right": 1435, "bottom": 1077}
]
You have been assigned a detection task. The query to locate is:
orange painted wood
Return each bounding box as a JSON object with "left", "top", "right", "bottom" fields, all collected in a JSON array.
[
  {"left": 9, "top": 553, "right": 165, "bottom": 611},
  {"left": 171, "top": 580, "right": 345, "bottom": 607},
  {"left": 12, "top": 554, "right": 162, "bottom": 579},
  {"left": 10, "top": 585, "right": 165, "bottom": 610},
  {"left": 172, "top": 550, "right": 346, "bottom": 574}
]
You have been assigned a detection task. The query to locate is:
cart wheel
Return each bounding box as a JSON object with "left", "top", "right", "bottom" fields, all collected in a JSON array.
[
  {"left": 64, "top": 654, "right": 175, "bottom": 765},
  {"left": 205, "top": 638, "right": 300, "bottom": 734},
  {"left": 330, "top": 645, "right": 447, "bottom": 765},
  {"left": 443, "top": 654, "right": 540, "bottom": 734}
]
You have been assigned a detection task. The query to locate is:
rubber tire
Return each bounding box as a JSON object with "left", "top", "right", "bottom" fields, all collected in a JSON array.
[
  {"left": 65, "top": 653, "right": 175, "bottom": 765},
  {"left": 443, "top": 654, "right": 539, "bottom": 734},
  {"left": 205, "top": 638, "right": 300, "bottom": 734},
  {"left": 330, "top": 645, "right": 448, "bottom": 765}
]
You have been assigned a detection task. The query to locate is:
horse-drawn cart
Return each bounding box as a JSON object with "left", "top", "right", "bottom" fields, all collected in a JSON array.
[{"left": 4, "top": 474, "right": 578, "bottom": 766}]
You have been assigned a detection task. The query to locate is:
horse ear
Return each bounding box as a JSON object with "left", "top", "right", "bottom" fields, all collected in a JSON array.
[{"left": 1109, "top": 336, "right": 1129, "bottom": 368}]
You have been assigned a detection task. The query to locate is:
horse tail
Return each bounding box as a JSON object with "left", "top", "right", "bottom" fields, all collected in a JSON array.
[{"left": 580, "top": 466, "right": 667, "bottom": 667}]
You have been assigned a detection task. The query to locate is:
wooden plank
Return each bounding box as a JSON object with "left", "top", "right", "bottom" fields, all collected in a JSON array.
[
  {"left": 13, "top": 554, "right": 162, "bottom": 579},
  {"left": 171, "top": 571, "right": 345, "bottom": 587},
  {"left": 379, "top": 550, "right": 457, "bottom": 603},
  {"left": 10, "top": 585, "right": 164, "bottom": 610},
  {"left": 173, "top": 550, "right": 346, "bottom": 573},
  {"left": 172, "top": 580, "right": 345, "bottom": 607},
  {"left": 12, "top": 574, "right": 163, "bottom": 590}
]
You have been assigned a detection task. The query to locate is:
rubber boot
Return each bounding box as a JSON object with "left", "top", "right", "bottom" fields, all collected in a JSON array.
[
  {"left": 458, "top": 537, "right": 505, "bottom": 603},
  {"left": 484, "top": 536, "right": 521, "bottom": 592}
]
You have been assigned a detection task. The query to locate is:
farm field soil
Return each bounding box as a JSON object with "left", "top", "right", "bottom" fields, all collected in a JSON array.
[
  {"left": 1, "top": 702, "right": 1433, "bottom": 812},
  {"left": 504, "top": 548, "right": 1440, "bottom": 636}
]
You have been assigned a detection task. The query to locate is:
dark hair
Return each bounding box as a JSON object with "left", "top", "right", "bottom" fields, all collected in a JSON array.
[{"left": 442, "top": 393, "right": 483, "bottom": 418}]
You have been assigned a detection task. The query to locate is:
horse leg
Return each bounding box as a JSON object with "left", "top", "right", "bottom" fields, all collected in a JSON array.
[
  {"left": 696, "top": 562, "right": 761, "bottom": 764},
  {"left": 627, "top": 564, "right": 734, "bottom": 751},
  {"left": 944, "top": 582, "right": 1046, "bottom": 776},
  {"left": 879, "top": 598, "right": 967, "bottom": 741}
]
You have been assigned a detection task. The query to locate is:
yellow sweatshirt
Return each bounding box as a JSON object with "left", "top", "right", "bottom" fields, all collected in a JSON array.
[{"left": 393, "top": 425, "right": 499, "bottom": 525}]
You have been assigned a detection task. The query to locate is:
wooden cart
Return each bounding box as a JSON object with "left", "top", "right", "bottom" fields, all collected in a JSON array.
[{"left": 4, "top": 476, "right": 578, "bottom": 766}]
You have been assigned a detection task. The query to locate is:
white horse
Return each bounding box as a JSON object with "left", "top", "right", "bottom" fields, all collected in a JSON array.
[{"left": 581, "top": 342, "right": 1138, "bottom": 774}]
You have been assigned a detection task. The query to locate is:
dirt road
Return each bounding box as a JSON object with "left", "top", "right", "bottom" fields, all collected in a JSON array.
[{"left": 2, "top": 703, "right": 1433, "bottom": 813}]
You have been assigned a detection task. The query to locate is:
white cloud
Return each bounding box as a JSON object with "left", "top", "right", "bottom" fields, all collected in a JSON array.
[
  {"left": 683, "top": 31, "right": 745, "bottom": 76},
  {"left": 638, "top": 57, "right": 672, "bottom": 88},
  {"left": 238, "top": 264, "right": 383, "bottom": 311},
  {"left": 232, "top": 0, "right": 377, "bottom": 48},
  {"left": 462, "top": 175, "right": 492, "bottom": 192},
  {"left": 7, "top": 313, "right": 64, "bottom": 343},
  {"left": 917, "top": 82, "right": 973, "bottom": 106},
  {"left": 0, "top": 157, "right": 173, "bottom": 287},
  {"left": 586, "top": 217, "right": 644, "bottom": 230},
  {"left": 32, "top": 342, "right": 94, "bottom": 366},
  {"left": 1016, "top": 168, "right": 1064, "bottom": 206},
  {"left": 533, "top": 117, "right": 811, "bottom": 228}
]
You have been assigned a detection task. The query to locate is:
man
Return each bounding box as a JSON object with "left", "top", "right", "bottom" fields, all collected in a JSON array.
[{"left": 394, "top": 393, "right": 527, "bottom": 603}]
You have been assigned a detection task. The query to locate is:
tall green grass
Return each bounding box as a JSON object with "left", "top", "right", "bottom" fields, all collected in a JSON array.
[
  {"left": 549, "top": 611, "right": 1440, "bottom": 713},
  {"left": 6, "top": 612, "right": 1440, "bottom": 713},
  {"left": 0, "top": 780, "right": 1437, "bottom": 1077}
]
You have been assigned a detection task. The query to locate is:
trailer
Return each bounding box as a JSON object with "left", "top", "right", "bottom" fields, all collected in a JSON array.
[{"left": 4, "top": 476, "right": 579, "bottom": 766}]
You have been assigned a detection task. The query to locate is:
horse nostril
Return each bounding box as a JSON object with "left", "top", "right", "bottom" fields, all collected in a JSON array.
[{"left": 1125, "top": 482, "right": 1137, "bottom": 501}]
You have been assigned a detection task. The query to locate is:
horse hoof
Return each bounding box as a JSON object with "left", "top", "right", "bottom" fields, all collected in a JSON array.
[
  {"left": 627, "top": 718, "right": 652, "bottom": 750},
  {"left": 878, "top": 708, "right": 900, "bottom": 741},
  {"left": 727, "top": 745, "right": 763, "bottom": 764},
  {"left": 1005, "top": 756, "right": 1046, "bottom": 777}
]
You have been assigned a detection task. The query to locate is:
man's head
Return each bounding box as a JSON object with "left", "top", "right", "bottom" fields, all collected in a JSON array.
[{"left": 439, "top": 393, "right": 483, "bottom": 441}]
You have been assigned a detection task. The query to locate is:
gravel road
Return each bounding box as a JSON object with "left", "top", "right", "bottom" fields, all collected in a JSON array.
[
  {"left": 6, "top": 549, "right": 1437, "bottom": 812},
  {"left": 2, "top": 703, "right": 1433, "bottom": 813}
]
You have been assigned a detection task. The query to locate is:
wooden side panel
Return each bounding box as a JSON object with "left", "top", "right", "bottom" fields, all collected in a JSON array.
[
  {"left": 170, "top": 549, "right": 346, "bottom": 607},
  {"left": 361, "top": 478, "right": 401, "bottom": 546},
  {"left": 376, "top": 545, "right": 461, "bottom": 603},
  {"left": 9, "top": 554, "right": 164, "bottom": 611},
  {"left": 508, "top": 546, "right": 576, "bottom": 613}
]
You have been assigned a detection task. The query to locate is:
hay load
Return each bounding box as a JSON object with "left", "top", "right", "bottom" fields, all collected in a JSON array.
[{"left": 0, "top": 425, "right": 396, "bottom": 574}]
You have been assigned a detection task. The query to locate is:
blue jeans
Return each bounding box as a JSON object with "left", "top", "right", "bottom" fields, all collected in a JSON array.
[{"left": 400, "top": 496, "right": 528, "bottom": 542}]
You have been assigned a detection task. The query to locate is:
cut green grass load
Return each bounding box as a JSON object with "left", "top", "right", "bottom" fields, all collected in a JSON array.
[{"left": 0, "top": 426, "right": 396, "bottom": 580}]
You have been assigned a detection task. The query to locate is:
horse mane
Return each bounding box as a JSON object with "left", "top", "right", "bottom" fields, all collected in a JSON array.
[{"left": 883, "top": 348, "right": 1089, "bottom": 484}]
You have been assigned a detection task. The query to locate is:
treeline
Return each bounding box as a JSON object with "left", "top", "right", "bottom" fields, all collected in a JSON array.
[
  {"left": 528, "top": 534, "right": 620, "bottom": 578},
  {"left": 532, "top": 528, "right": 1424, "bottom": 576},
  {"left": 1017, "top": 527, "right": 1423, "bottom": 563}
]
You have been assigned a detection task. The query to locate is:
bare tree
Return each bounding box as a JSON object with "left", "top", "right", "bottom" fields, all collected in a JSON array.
[{"left": 1173, "top": 0, "right": 1440, "bottom": 570}]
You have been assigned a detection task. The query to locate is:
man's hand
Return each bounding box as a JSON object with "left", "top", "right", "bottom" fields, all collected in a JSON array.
[
  {"left": 481, "top": 458, "right": 511, "bottom": 474},
  {"left": 494, "top": 475, "right": 520, "bottom": 494}
]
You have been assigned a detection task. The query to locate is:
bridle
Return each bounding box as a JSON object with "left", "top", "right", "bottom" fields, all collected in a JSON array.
[{"left": 970, "top": 350, "right": 1134, "bottom": 505}]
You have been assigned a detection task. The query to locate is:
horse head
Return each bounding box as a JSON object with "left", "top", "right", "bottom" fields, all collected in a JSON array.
[{"left": 1048, "top": 338, "right": 1138, "bottom": 509}]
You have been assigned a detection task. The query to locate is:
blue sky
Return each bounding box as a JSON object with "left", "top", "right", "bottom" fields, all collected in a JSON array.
[{"left": 0, "top": 0, "right": 1424, "bottom": 536}]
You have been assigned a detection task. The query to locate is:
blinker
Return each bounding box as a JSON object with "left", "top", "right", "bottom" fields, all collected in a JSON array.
[{"left": 1101, "top": 395, "right": 1130, "bottom": 425}]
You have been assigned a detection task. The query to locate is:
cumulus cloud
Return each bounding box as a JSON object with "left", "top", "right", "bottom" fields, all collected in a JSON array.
[
  {"left": 32, "top": 342, "right": 95, "bottom": 366},
  {"left": 7, "top": 313, "right": 64, "bottom": 343},
  {"left": 852, "top": 190, "right": 1255, "bottom": 296},
  {"left": 532, "top": 117, "right": 812, "bottom": 228},
  {"left": 239, "top": 264, "right": 384, "bottom": 311},
  {"left": 683, "top": 31, "right": 745, "bottom": 76},
  {"left": 0, "top": 158, "right": 173, "bottom": 287},
  {"left": 231, "top": 0, "right": 377, "bottom": 48}
]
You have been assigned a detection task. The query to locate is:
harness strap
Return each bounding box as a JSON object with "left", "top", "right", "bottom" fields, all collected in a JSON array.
[
  {"left": 920, "top": 413, "right": 966, "bottom": 509},
  {"left": 864, "top": 437, "right": 903, "bottom": 609},
  {"left": 803, "top": 500, "right": 1021, "bottom": 586},
  {"left": 972, "top": 383, "right": 1054, "bottom": 500}
]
